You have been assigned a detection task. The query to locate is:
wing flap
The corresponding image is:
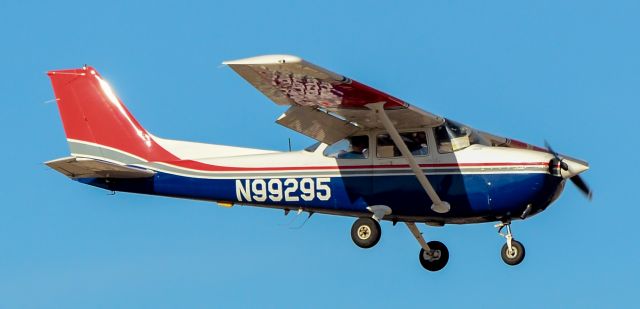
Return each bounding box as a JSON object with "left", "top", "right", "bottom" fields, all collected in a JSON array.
[
  {"left": 276, "top": 105, "right": 360, "bottom": 144},
  {"left": 45, "top": 157, "right": 155, "bottom": 179}
]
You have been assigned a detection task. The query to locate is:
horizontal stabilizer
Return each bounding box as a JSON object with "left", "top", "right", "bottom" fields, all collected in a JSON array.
[{"left": 45, "top": 157, "right": 155, "bottom": 179}]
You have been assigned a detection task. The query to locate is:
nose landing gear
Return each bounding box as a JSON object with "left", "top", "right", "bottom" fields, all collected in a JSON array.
[{"left": 495, "top": 221, "right": 526, "bottom": 266}]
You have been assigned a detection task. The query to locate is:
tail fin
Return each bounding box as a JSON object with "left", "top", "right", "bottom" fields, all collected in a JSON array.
[{"left": 48, "top": 66, "right": 177, "bottom": 163}]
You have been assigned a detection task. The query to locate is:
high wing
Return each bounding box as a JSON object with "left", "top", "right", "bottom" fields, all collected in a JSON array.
[
  {"left": 46, "top": 157, "right": 155, "bottom": 179},
  {"left": 224, "top": 55, "right": 445, "bottom": 144},
  {"left": 225, "top": 55, "right": 452, "bottom": 213}
]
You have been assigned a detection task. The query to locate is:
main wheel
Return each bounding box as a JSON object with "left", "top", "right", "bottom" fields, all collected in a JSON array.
[
  {"left": 501, "top": 240, "right": 526, "bottom": 266},
  {"left": 350, "top": 217, "right": 381, "bottom": 248},
  {"left": 419, "top": 241, "right": 449, "bottom": 271}
]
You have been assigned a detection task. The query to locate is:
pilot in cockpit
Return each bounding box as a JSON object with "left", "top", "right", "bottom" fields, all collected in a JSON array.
[
  {"left": 337, "top": 135, "right": 369, "bottom": 159},
  {"left": 406, "top": 131, "right": 428, "bottom": 156}
]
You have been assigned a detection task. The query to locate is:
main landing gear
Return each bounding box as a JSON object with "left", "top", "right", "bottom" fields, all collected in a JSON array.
[
  {"left": 349, "top": 217, "right": 526, "bottom": 270},
  {"left": 406, "top": 222, "right": 449, "bottom": 271},
  {"left": 350, "top": 217, "right": 449, "bottom": 271},
  {"left": 496, "top": 221, "right": 526, "bottom": 266}
]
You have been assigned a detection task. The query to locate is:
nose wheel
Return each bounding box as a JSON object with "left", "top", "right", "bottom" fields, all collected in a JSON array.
[
  {"left": 501, "top": 240, "right": 525, "bottom": 265},
  {"left": 496, "top": 222, "right": 526, "bottom": 266}
]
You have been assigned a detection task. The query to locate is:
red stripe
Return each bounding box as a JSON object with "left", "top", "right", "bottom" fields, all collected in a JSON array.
[{"left": 159, "top": 160, "right": 550, "bottom": 172}]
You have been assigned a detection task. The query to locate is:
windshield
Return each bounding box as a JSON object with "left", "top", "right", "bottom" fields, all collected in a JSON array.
[{"left": 434, "top": 119, "right": 489, "bottom": 153}]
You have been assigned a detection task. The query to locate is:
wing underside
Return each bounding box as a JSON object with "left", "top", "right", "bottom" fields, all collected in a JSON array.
[
  {"left": 224, "top": 54, "right": 544, "bottom": 152},
  {"left": 224, "top": 55, "right": 444, "bottom": 143}
]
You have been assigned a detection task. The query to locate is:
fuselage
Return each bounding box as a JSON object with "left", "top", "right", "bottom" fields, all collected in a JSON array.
[{"left": 75, "top": 129, "right": 566, "bottom": 225}]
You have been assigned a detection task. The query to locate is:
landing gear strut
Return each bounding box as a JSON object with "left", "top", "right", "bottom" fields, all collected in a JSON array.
[
  {"left": 406, "top": 222, "right": 449, "bottom": 271},
  {"left": 496, "top": 221, "right": 526, "bottom": 266}
]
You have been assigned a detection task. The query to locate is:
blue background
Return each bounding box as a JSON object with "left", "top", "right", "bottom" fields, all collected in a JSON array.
[{"left": 1, "top": 0, "right": 637, "bottom": 307}]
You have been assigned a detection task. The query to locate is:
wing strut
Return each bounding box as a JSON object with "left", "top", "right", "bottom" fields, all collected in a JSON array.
[{"left": 367, "top": 102, "right": 450, "bottom": 213}]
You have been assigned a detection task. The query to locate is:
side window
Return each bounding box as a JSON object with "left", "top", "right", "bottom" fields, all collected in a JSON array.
[
  {"left": 376, "top": 131, "right": 428, "bottom": 158},
  {"left": 323, "top": 135, "right": 369, "bottom": 159},
  {"left": 434, "top": 120, "right": 471, "bottom": 153}
]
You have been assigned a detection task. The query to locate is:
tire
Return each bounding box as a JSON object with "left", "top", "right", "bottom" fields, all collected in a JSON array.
[
  {"left": 350, "top": 217, "right": 381, "bottom": 248},
  {"left": 419, "top": 241, "right": 449, "bottom": 272},
  {"left": 501, "top": 240, "right": 526, "bottom": 266}
]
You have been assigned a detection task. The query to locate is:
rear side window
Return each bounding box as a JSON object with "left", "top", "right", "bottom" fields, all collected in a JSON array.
[{"left": 376, "top": 131, "right": 428, "bottom": 158}]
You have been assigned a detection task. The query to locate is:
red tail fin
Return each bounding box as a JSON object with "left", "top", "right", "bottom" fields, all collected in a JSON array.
[{"left": 48, "top": 66, "right": 177, "bottom": 162}]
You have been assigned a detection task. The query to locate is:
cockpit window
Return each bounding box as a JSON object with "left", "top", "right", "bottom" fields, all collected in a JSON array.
[
  {"left": 434, "top": 119, "right": 487, "bottom": 153},
  {"left": 377, "top": 131, "right": 428, "bottom": 158},
  {"left": 323, "top": 135, "right": 369, "bottom": 159}
]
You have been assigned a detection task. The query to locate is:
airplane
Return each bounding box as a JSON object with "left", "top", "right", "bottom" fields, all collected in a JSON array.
[{"left": 45, "top": 55, "right": 591, "bottom": 271}]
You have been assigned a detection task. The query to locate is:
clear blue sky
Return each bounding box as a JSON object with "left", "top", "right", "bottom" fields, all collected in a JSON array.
[{"left": 0, "top": 0, "right": 637, "bottom": 308}]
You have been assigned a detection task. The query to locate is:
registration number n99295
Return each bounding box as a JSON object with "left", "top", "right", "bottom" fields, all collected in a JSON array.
[{"left": 235, "top": 178, "right": 331, "bottom": 203}]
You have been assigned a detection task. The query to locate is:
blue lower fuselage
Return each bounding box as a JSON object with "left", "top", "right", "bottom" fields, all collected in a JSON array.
[{"left": 80, "top": 171, "right": 564, "bottom": 224}]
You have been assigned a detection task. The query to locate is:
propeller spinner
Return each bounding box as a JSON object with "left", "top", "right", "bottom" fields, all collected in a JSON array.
[{"left": 545, "top": 141, "right": 593, "bottom": 200}]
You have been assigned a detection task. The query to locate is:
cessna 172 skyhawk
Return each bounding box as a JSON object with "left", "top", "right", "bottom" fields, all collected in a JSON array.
[{"left": 45, "top": 55, "right": 591, "bottom": 271}]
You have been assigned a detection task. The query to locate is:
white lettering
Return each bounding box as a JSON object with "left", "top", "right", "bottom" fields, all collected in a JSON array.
[
  {"left": 284, "top": 178, "right": 300, "bottom": 202},
  {"left": 300, "top": 178, "right": 314, "bottom": 201},
  {"left": 252, "top": 179, "right": 267, "bottom": 202},
  {"left": 235, "top": 178, "right": 332, "bottom": 202},
  {"left": 268, "top": 179, "right": 283, "bottom": 202},
  {"left": 316, "top": 178, "right": 331, "bottom": 201},
  {"left": 236, "top": 179, "right": 252, "bottom": 202}
]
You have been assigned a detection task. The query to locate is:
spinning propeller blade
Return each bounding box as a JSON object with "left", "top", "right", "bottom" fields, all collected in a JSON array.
[
  {"left": 570, "top": 175, "right": 593, "bottom": 201},
  {"left": 544, "top": 140, "right": 558, "bottom": 158}
]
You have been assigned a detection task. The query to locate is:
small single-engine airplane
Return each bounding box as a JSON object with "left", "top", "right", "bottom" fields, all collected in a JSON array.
[{"left": 46, "top": 55, "right": 591, "bottom": 271}]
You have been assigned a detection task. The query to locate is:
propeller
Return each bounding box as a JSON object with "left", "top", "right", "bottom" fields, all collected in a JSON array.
[
  {"left": 544, "top": 141, "right": 593, "bottom": 201},
  {"left": 570, "top": 174, "right": 593, "bottom": 201}
]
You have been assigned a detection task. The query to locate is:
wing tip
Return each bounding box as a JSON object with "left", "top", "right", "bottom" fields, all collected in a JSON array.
[{"left": 222, "top": 54, "right": 302, "bottom": 65}]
